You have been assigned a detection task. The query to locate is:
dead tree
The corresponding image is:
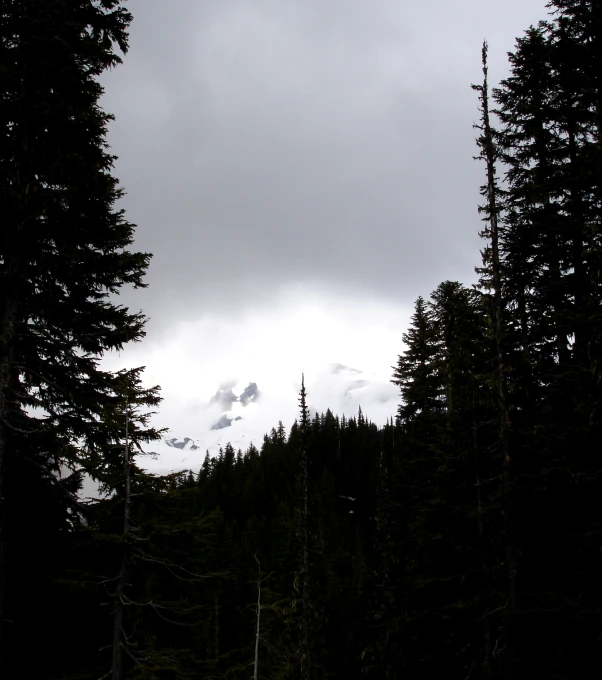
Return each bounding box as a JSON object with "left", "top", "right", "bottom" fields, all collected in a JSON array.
[
  {"left": 473, "top": 41, "right": 515, "bottom": 676},
  {"left": 110, "top": 389, "right": 132, "bottom": 680}
]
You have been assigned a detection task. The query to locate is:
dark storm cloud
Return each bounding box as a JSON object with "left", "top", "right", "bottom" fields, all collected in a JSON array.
[{"left": 100, "top": 0, "right": 550, "bottom": 325}]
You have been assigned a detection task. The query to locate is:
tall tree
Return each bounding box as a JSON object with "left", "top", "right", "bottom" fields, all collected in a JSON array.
[
  {"left": 298, "top": 374, "right": 312, "bottom": 680},
  {"left": 387, "top": 285, "right": 493, "bottom": 678},
  {"left": 0, "top": 1, "right": 156, "bottom": 673},
  {"left": 491, "top": 4, "right": 602, "bottom": 673},
  {"left": 94, "top": 369, "right": 162, "bottom": 680},
  {"left": 474, "top": 42, "right": 515, "bottom": 678},
  {"left": 392, "top": 296, "right": 443, "bottom": 426}
]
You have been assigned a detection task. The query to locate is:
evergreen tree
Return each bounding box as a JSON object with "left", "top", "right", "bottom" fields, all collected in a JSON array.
[
  {"left": 491, "top": 4, "right": 602, "bottom": 673},
  {"left": 297, "top": 374, "right": 313, "bottom": 680},
  {"left": 392, "top": 296, "right": 443, "bottom": 425},
  {"left": 94, "top": 369, "right": 161, "bottom": 680},
  {"left": 385, "top": 285, "right": 493, "bottom": 677},
  {"left": 0, "top": 1, "right": 157, "bottom": 673},
  {"left": 1, "top": 2, "right": 599, "bottom": 678}
]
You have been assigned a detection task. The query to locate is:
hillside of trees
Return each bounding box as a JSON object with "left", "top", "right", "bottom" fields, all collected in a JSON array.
[{"left": 1, "top": 1, "right": 601, "bottom": 678}]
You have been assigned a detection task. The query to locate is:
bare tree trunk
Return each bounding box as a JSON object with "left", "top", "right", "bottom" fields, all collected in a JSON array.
[
  {"left": 477, "top": 42, "right": 515, "bottom": 675},
  {"left": 473, "top": 385, "right": 492, "bottom": 678},
  {"left": 253, "top": 557, "right": 261, "bottom": 680},
  {"left": 111, "top": 392, "right": 131, "bottom": 680},
  {"left": 214, "top": 592, "right": 219, "bottom": 658},
  {"left": 111, "top": 556, "right": 126, "bottom": 680}
]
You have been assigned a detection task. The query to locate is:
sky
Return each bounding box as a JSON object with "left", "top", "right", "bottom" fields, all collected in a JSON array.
[{"left": 99, "top": 0, "right": 552, "bottom": 445}]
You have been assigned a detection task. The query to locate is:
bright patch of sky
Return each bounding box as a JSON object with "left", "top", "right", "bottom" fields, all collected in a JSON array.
[
  {"left": 96, "top": 0, "right": 553, "bottom": 472},
  {"left": 104, "top": 284, "right": 409, "bottom": 461}
]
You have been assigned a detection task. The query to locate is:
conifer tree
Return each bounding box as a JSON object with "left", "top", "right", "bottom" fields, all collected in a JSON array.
[
  {"left": 490, "top": 4, "right": 602, "bottom": 672},
  {"left": 473, "top": 42, "right": 517, "bottom": 678},
  {"left": 392, "top": 296, "right": 443, "bottom": 425},
  {"left": 298, "top": 374, "right": 312, "bottom": 680},
  {"left": 0, "top": 1, "right": 157, "bottom": 672},
  {"left": 387, "top": 285, "right": 492, "bottom": 677},
  {"left": 91, "top": 369, "right": 161, "bottom": 680}
]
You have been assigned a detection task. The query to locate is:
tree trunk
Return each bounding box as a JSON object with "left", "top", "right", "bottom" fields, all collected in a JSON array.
[
  {"left": 477, "top": 42, "right": 515, "bottom": 676},
  {"left": 253, "top": 557, "right": 261, "bottom": 680},
  {"left": 299, "top": 375, "right": 311, "bottom": 680},
  {"left": 472, "top": 384, "right": 492, "bottom": 678},
  {"left": 214, "top": 592, "right": 219, "bottom": 658},
  {"left": 302, "top": 441, "right": 310, "bottom": 680},
  {"left": 111, "top": 394, "right": 131, "bottom": 680}
]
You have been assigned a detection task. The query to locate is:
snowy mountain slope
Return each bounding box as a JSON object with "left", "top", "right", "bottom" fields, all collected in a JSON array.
[{"left": 139, "top": 363, "right": 399, "bottom": 476}]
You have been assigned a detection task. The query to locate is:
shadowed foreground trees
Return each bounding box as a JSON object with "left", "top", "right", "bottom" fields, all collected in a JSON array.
[
  {"left": 0, "top": 1, "right": 159, "bottom": 675},
  {"left": 1, "top": 0, "right": 601, "bottom": 678}
]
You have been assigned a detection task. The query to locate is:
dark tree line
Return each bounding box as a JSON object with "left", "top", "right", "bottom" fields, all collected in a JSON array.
[{"left": 1, "top": 0, "right": 601, "bottom": 678}]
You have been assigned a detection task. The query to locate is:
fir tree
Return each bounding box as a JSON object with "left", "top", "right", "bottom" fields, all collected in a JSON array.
[
  {"left": 0, "top": 1, "right": 157, "bottom": 672},
  {"left": 392, "top": 296, "right": 443, "bottom": 424},
  {"left": 490, "top": 4, "right": 602, "bottom": 673},
  {"left": 297, "top": 374, "right": 312, "bottom": 680}
]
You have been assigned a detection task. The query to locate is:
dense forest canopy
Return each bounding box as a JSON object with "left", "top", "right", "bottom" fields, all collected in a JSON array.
[{"left": 0, "top": 1, "right": 600, "bottom": 678}]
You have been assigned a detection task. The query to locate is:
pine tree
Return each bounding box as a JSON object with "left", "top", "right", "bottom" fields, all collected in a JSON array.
[
  {"left": 386, "top": 285, "right": 492, "bottom": 677},
  {"left": 92, "top": 369, "right": 162, "bottom": 680},
  {"left": 392, "top": 296, "right": 444, "bottom": 425},
  {"left": 490, "top": 4, "right": 602, "bottom": 673},
  {"left": 0, "top": 1, "right": 156, "bottom": 672},
  {"left": 297, "top": 374, "right": 312, "bottom": 680}
]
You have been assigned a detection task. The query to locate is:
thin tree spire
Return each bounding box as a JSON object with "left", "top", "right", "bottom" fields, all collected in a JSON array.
[
  {"left": 473, "top": 39, "right": 515, "bottom": 677},
  {"left": 298, "top": 373, "right": 311, "bottom": 680}
]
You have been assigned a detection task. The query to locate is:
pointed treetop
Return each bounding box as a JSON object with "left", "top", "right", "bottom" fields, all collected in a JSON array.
[
  {"left": 299, "top": 373, "right": 309, "bottom": 434},
  {"left": 482, "top": 39, "right": 488, "bottom": 78}
]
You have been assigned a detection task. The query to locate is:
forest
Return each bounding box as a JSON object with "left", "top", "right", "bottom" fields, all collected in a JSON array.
[{"left": 1, "top": 0, "right": 601, "bottom": 678}]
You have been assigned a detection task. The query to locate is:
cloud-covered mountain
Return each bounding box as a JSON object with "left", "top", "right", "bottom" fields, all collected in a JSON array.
[
  {"left": 140, "top": 364, "right": 398, "bottom": 476},
  {"left": 209, "top": 381, "right": 259, "bottom": 429},
  {"left": 164, "top": 437, "right": 199, "bottom": 451}
]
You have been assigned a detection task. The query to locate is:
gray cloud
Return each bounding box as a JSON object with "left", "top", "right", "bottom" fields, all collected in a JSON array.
[{"left": 101, "top": 0, "right": 551, "bottom": 328}]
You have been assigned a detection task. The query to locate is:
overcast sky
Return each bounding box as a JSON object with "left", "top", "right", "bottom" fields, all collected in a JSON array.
[{"left": 100, "top": 0, "right": 552, "bottom": 435}]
